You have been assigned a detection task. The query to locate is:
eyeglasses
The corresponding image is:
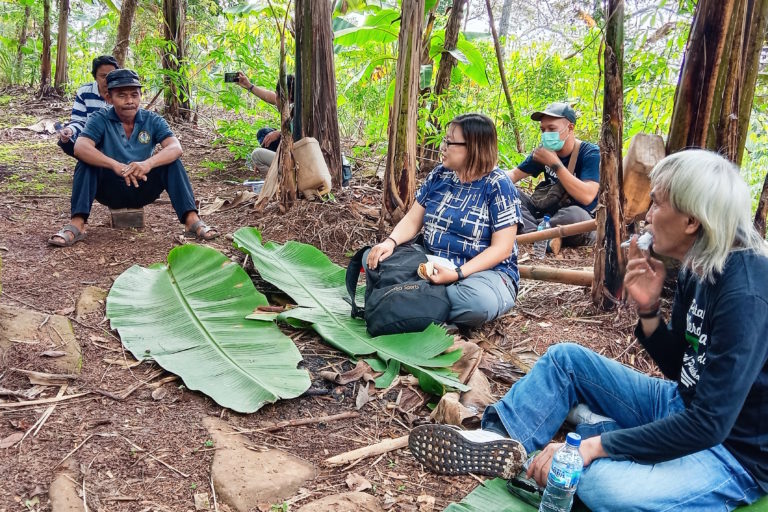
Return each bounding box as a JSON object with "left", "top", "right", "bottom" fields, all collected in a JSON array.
[{"left": 440, "top": 138, "right": 467, "bottom": 150}]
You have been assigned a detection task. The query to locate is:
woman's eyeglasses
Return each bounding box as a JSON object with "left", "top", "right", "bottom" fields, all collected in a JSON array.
[{"left": 440, "top": 138, "right": 467, "bottom": 150}]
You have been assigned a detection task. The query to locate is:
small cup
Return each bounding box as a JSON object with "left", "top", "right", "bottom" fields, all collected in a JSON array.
[{"left": 243, "top": 180, "right": 264, "bottom": 194}]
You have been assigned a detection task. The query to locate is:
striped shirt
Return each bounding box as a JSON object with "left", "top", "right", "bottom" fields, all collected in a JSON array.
[{"left": 68, "top": 82, "right": 107, "bottom": 139}]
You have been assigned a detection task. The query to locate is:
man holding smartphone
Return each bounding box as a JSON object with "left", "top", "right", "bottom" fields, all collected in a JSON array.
[
  {"left": 231, "top": 71, "right": 294, "bottom": 174},
  {"left": 58, "top": 55, "right": 119, "bottom": 157}
]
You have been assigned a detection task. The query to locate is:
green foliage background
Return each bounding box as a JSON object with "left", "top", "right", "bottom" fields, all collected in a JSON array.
[{"left": 0, "top": 0, "right": 765, "bottom": 208}]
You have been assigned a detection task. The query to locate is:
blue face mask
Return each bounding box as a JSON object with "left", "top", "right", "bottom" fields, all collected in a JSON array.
[{"left": 541, "top": 130, "right": 565, "bottom": 151}]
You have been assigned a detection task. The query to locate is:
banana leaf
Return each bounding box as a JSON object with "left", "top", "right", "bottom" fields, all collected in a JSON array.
[
  {"left": 444, "top": 478, "right": 537, "bottom": 512},
  {"left": 106, "top": 244, "right": 311, "bottom": 413},
  {"left": 233, "top": 228, "right": 468, "bottom": 394}
]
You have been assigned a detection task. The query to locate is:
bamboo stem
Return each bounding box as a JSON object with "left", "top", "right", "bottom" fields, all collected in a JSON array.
[
  {"left": 519, "top": 265, "right": 594, "bottom": 287},
  {"left": 516, "top": 220, "right": 597, "bottom": 244}
]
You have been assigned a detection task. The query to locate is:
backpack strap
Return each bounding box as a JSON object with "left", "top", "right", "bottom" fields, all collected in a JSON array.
[
  {"left": 566, "top": 139, "right": 581, "bottom": 174},
  {"left": 345, "top": 246, "right": 369, "bottom": 318}
]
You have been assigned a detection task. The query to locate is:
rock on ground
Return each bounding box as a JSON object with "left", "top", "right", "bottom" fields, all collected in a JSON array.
[
  {"left": 48, "top": 472, "right": 83, "bottom": 512},
  {"left": 0, "top": 305, "right": 81, "bottom": 375},
  {"left": 75, "top": 286, "right": 108, "bottom": 319},
  {"left": 296, "top": 491, "right": 384, "bottom": 512},
  {"left": 203, "top": 417, "right": 317, "bottom": 512}
]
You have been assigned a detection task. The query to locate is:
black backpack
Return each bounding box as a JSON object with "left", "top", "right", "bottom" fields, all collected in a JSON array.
[{"left": 345, "top": 243, "right": 451, "bottom": 337}]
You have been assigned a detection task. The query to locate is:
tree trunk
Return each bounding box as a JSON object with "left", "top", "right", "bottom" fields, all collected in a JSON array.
[
  {"left": 755, "top": 172, "right": 768, "bottom": 238},
  {"left": 39, "top": 0, "right": 53, "bottom": 96},
  {"left": 592, "top": 0, "right": 626, "bottom": 308},
  {"left": 382, "top": 0, "right": 424, "bottom": 226},
  {"left": 499, "top": 0, "right": 513, "bottom": 40},
  {"left": 162, "top": 0, "right": 191, "bottom": 120},
  {"left": 15, "top": 5, "right": 30, "bottom": 82},
  {"left": 666, "top": 0, "right": 737, "bottom": 154},
  {"left": 113, "top": 0, "right": 139, "bottom": 67},
  {"left": 294, "top": 0, "right": 342, "bottom": 189},
  {"left": 278, "top": 32, "right": 296, "bottom": 211},
  {"left": 737, "top": 0, "right": 768, "bottom": 165},
  {"left": 484, "top": 0, "right": 523, "bottom": 153},
  {"left": 422, "top": 0, "right": 466, "bottom": 172},
  {"left": 53, "top": 0, "right": 70, "bottom": 93}
]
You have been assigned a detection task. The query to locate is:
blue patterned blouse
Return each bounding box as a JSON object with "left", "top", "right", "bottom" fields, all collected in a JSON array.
[{"left": 415, "top": 165, "right": 523, "bottom": 283}]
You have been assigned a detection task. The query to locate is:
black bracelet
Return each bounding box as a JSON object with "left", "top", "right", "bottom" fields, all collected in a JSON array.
[
  {"left": 637, "top": 307, "right": 660, "bottom": 319},
  {"left": 455, "top": 267, "right": 465, "bottom": 280},
  {"left": 386, "top": 236, "right": 398, "bottom": 247},
  {"left": 248, "top": 84, "right": 255, "bottom": 93}
]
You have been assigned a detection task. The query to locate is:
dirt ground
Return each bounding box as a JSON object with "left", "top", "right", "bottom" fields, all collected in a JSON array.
[{"left": 0, "top": 88, "right": 653, "bottom": 511}]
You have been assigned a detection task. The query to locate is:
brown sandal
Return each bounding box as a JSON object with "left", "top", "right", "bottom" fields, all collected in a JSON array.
[{"left": 184, "top": 220, "right": 218, "bottom": 241}]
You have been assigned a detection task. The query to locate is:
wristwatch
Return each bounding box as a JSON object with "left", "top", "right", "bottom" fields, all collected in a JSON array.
[
  {"left": 455, "top": 267, "right": 465, "bottom": 280},
  {"left": 248, "top": 84, "right": 255, "bottom": 93}
]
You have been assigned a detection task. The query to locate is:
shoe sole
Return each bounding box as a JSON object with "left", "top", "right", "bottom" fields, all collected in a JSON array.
[{"left": 409, "top": 424, "right": 526, "bottom": 478}]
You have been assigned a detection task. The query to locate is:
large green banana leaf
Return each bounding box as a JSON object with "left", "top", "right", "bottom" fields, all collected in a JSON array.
[
  {"left": 444, "top": 478, "right": 537, "bottom": 512},
  {"left": 106, "top": 244, "right": 311, "bottom": 413},
  {"left": 233, "top": 227, "right": 468, "bottom": 394}
]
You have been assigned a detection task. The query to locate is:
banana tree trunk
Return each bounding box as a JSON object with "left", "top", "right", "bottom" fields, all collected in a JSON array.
[
  {"left": 592, "top": 0, "right": 626, "bottom": 308},
  {"left": 295, "top": 0, "right": 342, "bottom": 189},
  {"left": 382, "top": 0, "right": 424, "bottom": 226}
]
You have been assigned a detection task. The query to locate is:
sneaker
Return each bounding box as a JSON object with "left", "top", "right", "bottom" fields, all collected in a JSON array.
[
  {"left": 409, "top": 424, "right": 527, "bottom": 478},
  {"left": 566, "top": 403, "right": 613, "bottom": 426}
]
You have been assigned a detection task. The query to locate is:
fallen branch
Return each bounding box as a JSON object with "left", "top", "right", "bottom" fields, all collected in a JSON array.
[
  {"left": 240, "top": 411, "right": 360, "bottom": 433},
  {"left": 13, "top": 369, "right": 78, "bottom": 386},
  {"left": 54, "top": 433, "right": 95, "bottom": 468},
  {"left": 0, "top": 392, "right": 89, "bottom": 408},
  {"left": 120, "top": 434, "right": 190, "bottom": 478},
  {"left": 516, "top": 219, "right": 597, "bottom": 244},
  {"left": 325, "top": 435, "right": 408, "bottom": 466},
  {"left": 519, "top": 265, "right": 594, "bottom": 287},
  {"left": 93, "top": 369, "right": 164, "bottom": 400}
]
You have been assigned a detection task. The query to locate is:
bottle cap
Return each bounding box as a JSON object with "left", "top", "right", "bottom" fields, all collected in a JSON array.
[
  {"left": 543, "top": 215, "right": 551, "bottom": 222},
  {"left": 565, "top": 432, "right": 581, "bottom": 447}
]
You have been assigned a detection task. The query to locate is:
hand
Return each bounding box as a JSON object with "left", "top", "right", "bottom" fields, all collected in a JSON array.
[
  {"left": 527, "top": 442, "right": 562, "bottom": 488},
  {"left": 59, "top": 126, "right": 74, "bottom": 143},
  {"left": 366, "top": 240, "right": 395, "bottom": 270},
  {"left": 532, "top": 147, "right": 561, "bottom": 168},
  {"left": 427, "top": 264, "right": 460, "bottom": 285},
  {"left": 578, "top": 435, "right": 607, "bottom": 467},
  {"left": 262, "top": 130, "right": 281, "bottom": 148},
  {"left": 624, "top": 235, "right": 666, "bottom": 310},
  {"left": 237, "top": 72, "right": 252, "bottom": 90},
  {"left": 113, "top": 163, "right": 138, "bottom": 187}
]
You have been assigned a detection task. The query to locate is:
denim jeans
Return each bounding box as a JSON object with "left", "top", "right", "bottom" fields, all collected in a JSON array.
[
  {"left": 482, "top": 343, "right": 763, "bottom": 511},
  {"left": 517, "top": 190, "right": 595, "bottom": 246},
  {"left": 71, "top": 159, "right": 197, "bottom": 223}
]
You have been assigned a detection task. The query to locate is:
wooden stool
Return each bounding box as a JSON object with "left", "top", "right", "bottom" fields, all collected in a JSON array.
[{"left": 109, "top": 208, "right": 144, "bottom": 229}]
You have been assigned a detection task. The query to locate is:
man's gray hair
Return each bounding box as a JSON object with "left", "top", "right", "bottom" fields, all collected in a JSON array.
[{"left": 650, "top": 149, "right": 768, "bottom": 282}]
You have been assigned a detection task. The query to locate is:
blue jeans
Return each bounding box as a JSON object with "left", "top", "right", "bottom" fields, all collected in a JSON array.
[
  {"left": 361, "top": 247, "right": 516, "bottom": 328},
  {"left": 71, "top": 159, "right": 197, "bottom": 223},
  {"left": 482, "top": 343, "right": 763, "bottom": 511}
]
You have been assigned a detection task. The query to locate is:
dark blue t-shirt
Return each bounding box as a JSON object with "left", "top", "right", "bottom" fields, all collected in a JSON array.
[
  {"left": 517, "top": 141, "right": 600, "bottom": 212},
  {"left": 80, "top": 107, "right": 174, "bottom": 164},
  {"left": 602, "top": 249, "right": 768, "bottom": 493},
  {"left": 415, "top": 165, "right": 523, "bottom": 285}
]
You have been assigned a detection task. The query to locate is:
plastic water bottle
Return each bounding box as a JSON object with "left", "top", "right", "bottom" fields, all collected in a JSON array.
[
  {"left": 539, "top": 433, "right": 583, "bottom": 512},
  {"left": 533, "top": 215, "right": 551, "bottom": 258},
  {"left": 342, "top": 154, "right": 352, "bottom": 187}
]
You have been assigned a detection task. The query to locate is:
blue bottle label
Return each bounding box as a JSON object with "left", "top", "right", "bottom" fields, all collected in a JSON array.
[{"left": 548, "top": 463, "right": 581, "bottom": 488}]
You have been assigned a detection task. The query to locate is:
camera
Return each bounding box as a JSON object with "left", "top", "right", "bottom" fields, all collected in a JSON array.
[{"left": 224, "top": 72, "right": 239, "bottom": 83}]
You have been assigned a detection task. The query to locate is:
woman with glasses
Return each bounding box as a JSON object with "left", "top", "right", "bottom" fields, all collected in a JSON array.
[{"left": 366, "top": 113, "right": 523, "bottom": 327}]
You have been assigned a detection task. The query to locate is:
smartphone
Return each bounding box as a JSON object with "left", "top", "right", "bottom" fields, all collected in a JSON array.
[{"left": 224, "top": 72, "right": 239, "bottom": 83}]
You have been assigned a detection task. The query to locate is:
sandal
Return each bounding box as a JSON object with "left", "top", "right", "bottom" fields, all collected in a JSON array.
[
  {"left": 184, "top": 220, "right": 218, "bottom": 241},
  {"left": 48, "top": 224, "right": 86, "bottom": 247}
]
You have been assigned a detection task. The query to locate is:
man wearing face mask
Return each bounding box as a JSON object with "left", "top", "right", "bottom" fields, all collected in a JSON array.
[{"left": 507, "top": 102, "right": 600, "bottom": 248}]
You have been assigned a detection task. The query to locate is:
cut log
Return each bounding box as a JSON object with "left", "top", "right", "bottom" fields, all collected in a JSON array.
[
  {"left": 516, "top": 220, "right": 597, "bottom": 244},
  {"left": 519, "top": 265, "right": 594, "bottom": 287},
  {"left": 622, "top": 133, "right": 665, "bottom": 221}
]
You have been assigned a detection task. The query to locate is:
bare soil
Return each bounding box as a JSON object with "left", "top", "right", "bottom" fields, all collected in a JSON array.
[{"left": 0, "top": 88, "right": 652, "bottom": 512}]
